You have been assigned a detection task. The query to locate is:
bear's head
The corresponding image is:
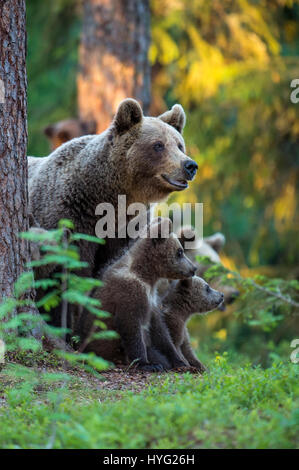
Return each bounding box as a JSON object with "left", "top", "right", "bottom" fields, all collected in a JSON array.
[
  {"left": 44, "top": 119, "right": 95, "bottom": 151},
  {"left": 131, "top": 217, "right": 197, "bottom": 281},
  {"left": 177, "top": 276, "right": 224, "bottom": 314},
  {"left": 110, "top": 99, "right": 198, "bottom": 203}
]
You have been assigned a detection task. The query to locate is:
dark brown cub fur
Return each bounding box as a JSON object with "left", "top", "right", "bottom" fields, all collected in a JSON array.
[
  {"left": 83, "top": 218, "right": 197, "bottom": 371},
  {"left": 152, "top": 276, "right": 224, "bottom": 372}
]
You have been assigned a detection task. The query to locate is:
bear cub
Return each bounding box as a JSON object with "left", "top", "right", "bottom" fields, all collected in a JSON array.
[
  {"left": 150, "top": 276, "right": 224, "bottom": 372},
  {"left": 84, "top": 217, "right": 197, "bottom": 371}
]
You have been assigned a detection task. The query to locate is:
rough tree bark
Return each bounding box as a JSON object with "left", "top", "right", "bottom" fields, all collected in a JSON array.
[
  {"left": 78, "top": 0, "right": 151, "bottom": 133},
  {"left": 0, "top": 0, "right": 29, "bottom": 299},
  {"left": 0, "top": 1, "right": 71, "bottom": 352}
]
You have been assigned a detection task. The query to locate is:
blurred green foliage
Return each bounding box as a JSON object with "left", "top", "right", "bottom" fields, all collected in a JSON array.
[
  {"left": 151, "top": 0, "right": 299, "bottom": 269},
  {"left": 148, "top": 0, "right": 299, "bottom": 355},
  {"left": 27, "top": 0, "right": 80, "bottom": 156},
  {"left": 1, "top": 353, "right": 298, "bottom": 448}
]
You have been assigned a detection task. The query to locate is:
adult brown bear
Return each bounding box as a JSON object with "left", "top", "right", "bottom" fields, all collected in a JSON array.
[{"left": 28, "top": 98, "right": 198, "bottom": 278}]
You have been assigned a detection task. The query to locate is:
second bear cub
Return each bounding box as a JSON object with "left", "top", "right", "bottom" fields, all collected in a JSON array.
[
  {"left": 151, "top": 276, "right": 224, "bottom": 372},
  {"left": 85, "top": 217, "right": 197, "bottom": 371}
]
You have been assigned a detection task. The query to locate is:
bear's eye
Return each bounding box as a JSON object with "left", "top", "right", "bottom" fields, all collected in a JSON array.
[
  {"left": 153, "top": 141, "right": 165, "bottom": 152},
  {"left": 178, "top": 143, "right": 184, "bottom": 152},
  {"left": 206, "top": 285, "right": 211, "bottom": 293},
  {"left": 177, "top": 248, "right": 184, "bottom": 258}
]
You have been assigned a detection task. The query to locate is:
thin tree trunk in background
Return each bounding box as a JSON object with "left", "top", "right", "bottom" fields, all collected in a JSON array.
[
  {"left": 0, "top": 0, "right": 29, "bottom": 299},
  {"left": 78, "top": 0, "right": 151, "bottom": 133}
]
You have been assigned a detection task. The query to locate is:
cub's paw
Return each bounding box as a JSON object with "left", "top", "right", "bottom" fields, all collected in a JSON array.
[
  {"left": 171, "top": 359, "right": 189, "bottom": 369},
  {"left": 138, "top": 362, "right": 164, "bottom": 373},
  {"left": 190, "top": 361, "right": 208, "bottom": 374}
]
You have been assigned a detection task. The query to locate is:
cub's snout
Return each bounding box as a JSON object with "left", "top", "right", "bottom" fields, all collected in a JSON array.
[{"left": 180, "top": 253, "right": 197, "bottom": 278}]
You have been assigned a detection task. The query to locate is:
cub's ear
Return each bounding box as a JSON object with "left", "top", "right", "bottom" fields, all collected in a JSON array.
[
  {"left": 113, "top": 98, "right": 143, "bottom": 134},
  {"left": 44, "top": 125, "right": 54, "bottom": 138},
  {"left": 204, "top": 233, "right": 225, "bottom": 253},
  {"left": 158, "top": 104, "right": 186, "bottom": 134}
]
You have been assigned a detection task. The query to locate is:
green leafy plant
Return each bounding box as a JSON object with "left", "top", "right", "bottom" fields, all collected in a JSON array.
[
  {"left": 19, "top": 219, "right": 117, "bottom": 366},
  {"left": 0, "top": 220, "right": 118, "bottom": 448},
  {"left": 197, "top": 255, "right": 299, "bottom": 331}
]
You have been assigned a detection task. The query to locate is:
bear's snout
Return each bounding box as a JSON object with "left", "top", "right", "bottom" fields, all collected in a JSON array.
[
  {"left": 217, "top": 292, "right": 225, "bottom": 309},
  {"left": 183, "top": 160, "right": 198, "bottom": 180},
  {"left": 187, "top": 262, "right": 197, "bottom": 278}
]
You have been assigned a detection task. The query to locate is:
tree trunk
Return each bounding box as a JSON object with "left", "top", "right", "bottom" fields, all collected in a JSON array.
[
  {"left": 78, "top": 0, "right": 151, "bottom": 133},
  {"left": 0, "top": 0, "right": 29, "bottom": 299},
  {"left": 0, "top": 2, "right": 74, "bottom": 353}
]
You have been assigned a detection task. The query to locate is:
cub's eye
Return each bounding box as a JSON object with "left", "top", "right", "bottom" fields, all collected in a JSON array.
[
  {"left": 153, "top": 141, "right": 165, "bottom": 152},
  {"left": 178, "top": 143, "right": 184, "bottom": 152},
  {"left": 206, "top": 285, "right": 211, "bottom": 293},
  {"left": 177, "top": 248, "right": 184, "bottom": 258}
]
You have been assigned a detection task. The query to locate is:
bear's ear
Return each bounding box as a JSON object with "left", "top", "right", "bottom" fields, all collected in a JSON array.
[
  {"left": 44, "top": 125, "right": 54, "bottom": 138},
  {"left": 113, "top": 98, "right": 143, "bottom": 134},
  {"left": 204, "top": 233, "right": 225, "bottom": 253},
  {"left": 158, "top": 104, "right": 186, "bottom": 134}
]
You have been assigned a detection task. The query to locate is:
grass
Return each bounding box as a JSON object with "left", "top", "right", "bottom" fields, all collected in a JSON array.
[{"left": 0, "top": 352, "right": 298, "bottom": 449}]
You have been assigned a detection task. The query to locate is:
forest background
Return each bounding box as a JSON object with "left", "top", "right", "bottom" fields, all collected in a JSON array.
[{"left": 26, "top": 0, "right": 299, "bottom": 364}]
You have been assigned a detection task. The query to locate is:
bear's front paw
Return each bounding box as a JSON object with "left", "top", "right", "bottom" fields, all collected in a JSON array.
[
  {"left": 171, "top": 359, "right": 189, "bottom": 369},
  {"left": 190, "top": 360, "right": 208, "bottom": 374},
  {"left": 138, "top": 362, "right": 164, "bottom": 373}
]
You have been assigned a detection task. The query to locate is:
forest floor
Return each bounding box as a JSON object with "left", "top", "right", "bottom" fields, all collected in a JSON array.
[{"left": 0, "top": 351, "right": 298, "bottom": 449}]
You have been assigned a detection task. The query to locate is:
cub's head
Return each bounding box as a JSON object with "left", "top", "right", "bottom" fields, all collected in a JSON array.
[
  {"left": 111, "top": 99, "right": 198, "bottom": 203},
  {"left": 138, "top": 218, "right": 197, "bottom": 280},
  {"left": 177, "top": 276, "right": 224, "bottom": 314}
]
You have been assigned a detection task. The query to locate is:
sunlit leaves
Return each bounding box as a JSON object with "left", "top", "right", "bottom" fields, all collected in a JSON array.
[{"left": 151, "top": 0, "right": 299, "bottom": 267}]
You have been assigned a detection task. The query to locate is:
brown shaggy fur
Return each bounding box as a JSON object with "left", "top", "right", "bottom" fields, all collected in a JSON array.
[
  {"left": 28, "top": 99, "right": 197, "bottom": 280},
  {"left": 81, "top": 218, "right": 197, "bottom": 372},
  {"left": 152, "top": 276, "right": 224, "bottom": 372}
]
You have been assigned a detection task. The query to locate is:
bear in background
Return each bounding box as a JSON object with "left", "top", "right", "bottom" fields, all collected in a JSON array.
[
  {"left": 177, "top": 226, "right": 239, "bottom": 308},
  {"left": 44, "top": 119, "right": 96, "bottom": 151}
]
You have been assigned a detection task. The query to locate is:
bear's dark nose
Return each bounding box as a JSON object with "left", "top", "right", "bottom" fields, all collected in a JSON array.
[{"left": 183, "top": 160, "right": 198, "bottom": 180}]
